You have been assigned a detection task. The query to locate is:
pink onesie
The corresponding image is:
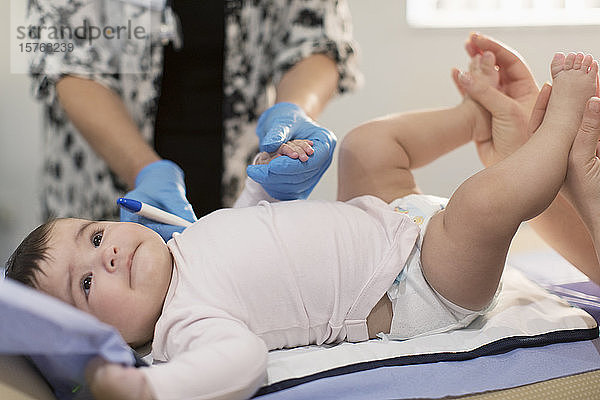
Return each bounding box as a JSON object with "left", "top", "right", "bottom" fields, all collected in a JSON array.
[{"left": 143, "top": 181, "right": 419, "bottom": 399}]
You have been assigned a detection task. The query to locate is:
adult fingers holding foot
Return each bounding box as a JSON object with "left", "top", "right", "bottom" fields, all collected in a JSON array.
[
  {"left": 452, "top": 48, "right": 531, "bottom": 166},
  {"left": 564, "top": 95, "right": 600, "bottom": 225}
]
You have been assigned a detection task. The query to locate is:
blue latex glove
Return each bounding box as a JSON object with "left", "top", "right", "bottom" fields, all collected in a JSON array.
[
  {"left": 120, "top": 160, "right": 197, "bottom": 241},
  {"left": 249, "top": 102, "right": 337, "bottom": 200}
]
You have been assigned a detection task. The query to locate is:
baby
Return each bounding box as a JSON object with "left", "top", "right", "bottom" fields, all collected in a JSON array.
[{"left": 6, "top": 42, "right": 600, "bottom": 399}]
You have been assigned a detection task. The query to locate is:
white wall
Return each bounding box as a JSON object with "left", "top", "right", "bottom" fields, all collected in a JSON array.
[
  {"left": 1, "top": 0, "right": 599, "bottom": 265},
  {"left": 1, "top": 0, "right": 43, "bottom": 267}
]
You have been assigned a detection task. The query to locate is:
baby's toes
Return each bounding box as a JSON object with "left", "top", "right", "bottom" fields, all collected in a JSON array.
[
  {"left": 480, "top": 51, "right": 496, "bottom": 71},
  {"left": 589, "top": 59, "right": 599, "bottom": 77},
  {"left": 582, "top": 54, "right": 594, "bottom": 72},
  {"left": 550, "top": 52, "right": 566, "bottom": 78},
  {"left": 582, "top": 54, "right": 594, "bottom": 71},
  {"left": 467, "top": 51, "right": 499, "bottom": 89},
  {"left": 469, "top": 53, "right": 482, "bottom": 74},
  {"left": 573, "top": 52, "right": 585, "bottom": 70},
  {"left": 480, "top": 51, "right": 500, "bottom": 86},
  {"left": 565, "top": 52, "right": 576, "bottom": 71}
]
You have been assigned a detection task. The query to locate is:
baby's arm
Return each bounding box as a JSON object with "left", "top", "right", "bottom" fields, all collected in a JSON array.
[{"left": 88, "top": 318, "right": 268, "bottom": 400}]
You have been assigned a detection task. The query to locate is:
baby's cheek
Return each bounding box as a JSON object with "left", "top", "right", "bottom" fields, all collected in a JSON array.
[{"left": 91, "top": 286, "right": 134, "bottom": 326}]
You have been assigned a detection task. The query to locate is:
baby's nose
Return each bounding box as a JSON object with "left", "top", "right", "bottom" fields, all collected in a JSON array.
[{"left": 102, "top": 246, "right": 119, "bottom": 272}]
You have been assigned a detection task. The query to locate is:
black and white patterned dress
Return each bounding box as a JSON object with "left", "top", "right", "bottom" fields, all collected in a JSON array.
[{"left": 28, "top": 0, "right": 360, "bottom": 221}]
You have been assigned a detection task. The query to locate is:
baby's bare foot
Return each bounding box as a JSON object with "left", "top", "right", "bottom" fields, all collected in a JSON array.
[
  {"left": 466, "top": 32, "right": 540, "bottom": 116},
  {"left": 456, "top": 51, "right": 531, "bottom": 166},
  {"left": 469, "top": 51, "right": 500, "bottom": 90},
  {"left": 544, "top": 52, "right": 599, "bottom": 137},
  {"left": 454, "top": 51, "right": 501, "bottom": 102},
  {"left": 454, "top": 51, "right": 500, "bottom": 144}
]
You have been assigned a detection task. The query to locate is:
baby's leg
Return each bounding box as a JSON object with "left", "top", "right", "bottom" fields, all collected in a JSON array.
[
  {"left": 337, "top": 116, "right": 420, "bottom": 202},
  {"left": 337, "top": 57, "right": 499, "bottom": 202},
  {"left": 422, "top": 53, "right": 599, "bottom": 310}
]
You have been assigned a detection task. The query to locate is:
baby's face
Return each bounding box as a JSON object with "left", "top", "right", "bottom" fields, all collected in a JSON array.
[{"left": 35, "top": 218, "right": 173, "bottom": 346}]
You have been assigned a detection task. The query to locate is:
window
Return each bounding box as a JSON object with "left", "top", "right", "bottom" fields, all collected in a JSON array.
[{"left": 406, "top": 0, "right": 600, "bottom": 28}]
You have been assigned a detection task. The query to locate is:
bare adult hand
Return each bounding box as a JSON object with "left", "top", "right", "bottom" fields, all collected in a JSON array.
[{"left": 563, "top": 96, "right": 600, "bottom": 226}]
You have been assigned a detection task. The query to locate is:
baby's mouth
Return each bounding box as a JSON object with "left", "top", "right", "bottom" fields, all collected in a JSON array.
[{"left": 128, "top": 243, "right": 141, "bottom": 288}]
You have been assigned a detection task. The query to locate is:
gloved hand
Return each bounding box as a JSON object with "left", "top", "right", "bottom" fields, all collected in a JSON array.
[
  {"left": 249, "top": 102, "right": 337, "bottom": 200},
  {"left": 120, "top": 160, "right": 197, "bottom": 241}
]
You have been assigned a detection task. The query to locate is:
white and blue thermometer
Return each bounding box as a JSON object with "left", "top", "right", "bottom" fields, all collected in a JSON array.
[{"left": 117, "top": 198, "right": 193, "bottom": 228}]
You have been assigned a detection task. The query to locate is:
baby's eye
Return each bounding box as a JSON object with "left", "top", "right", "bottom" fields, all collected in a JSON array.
[
  {"left": 92, "top": 231, "right": 103, "bottom": 248},
  {"left": 81, "top": 274, "right": 93, "bottom": 299}
]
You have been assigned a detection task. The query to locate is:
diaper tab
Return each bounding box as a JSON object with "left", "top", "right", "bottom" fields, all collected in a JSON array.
[{"left": 345, "top": 319, "right": 369, "bottom": 342}]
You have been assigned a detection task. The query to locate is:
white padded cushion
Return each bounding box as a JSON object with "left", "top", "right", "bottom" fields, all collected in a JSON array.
[{"left": 265, "top": 268, "right": 597, "bottom": 386}]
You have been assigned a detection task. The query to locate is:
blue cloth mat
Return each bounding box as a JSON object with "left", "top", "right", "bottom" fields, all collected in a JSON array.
[
  {"left": 255, "top": 339, "right": 600, "bottom": 400},
  {"left": 0, "top": 278, "right": 135, "bottom": 400},
  {"left": 544, "top": 280, "right": 600, "bottom": 323}
]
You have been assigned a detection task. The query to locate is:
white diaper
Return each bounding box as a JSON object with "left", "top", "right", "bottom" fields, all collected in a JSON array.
[{"left": 384, "top": 194, "right": 500, "bottom": 341}]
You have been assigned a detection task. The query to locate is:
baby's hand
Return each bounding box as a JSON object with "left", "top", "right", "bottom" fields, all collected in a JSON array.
[
  {"left": 86, "top": 357, "right": 152, "bottom": 400},
  {"left": 255, "top": 139, "right": 314, "bottom": 165}
]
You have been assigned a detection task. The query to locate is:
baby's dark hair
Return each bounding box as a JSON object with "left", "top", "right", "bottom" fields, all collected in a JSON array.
[{"left": 5, "top": 220, "right": 56, "bottom": 288}]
